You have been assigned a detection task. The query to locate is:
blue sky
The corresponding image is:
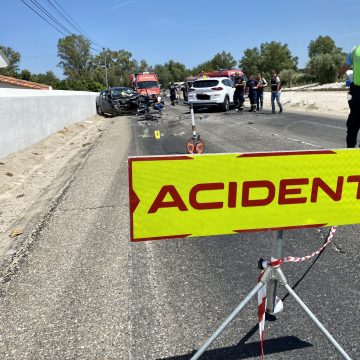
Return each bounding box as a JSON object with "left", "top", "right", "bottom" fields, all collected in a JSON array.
[{"left": 1, "top": 0, "right": 360, "bottom": 79}]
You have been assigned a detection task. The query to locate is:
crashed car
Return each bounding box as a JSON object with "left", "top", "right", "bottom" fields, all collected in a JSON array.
[{"left": 96, "top": 87, "right": 148, "bottom": 116}]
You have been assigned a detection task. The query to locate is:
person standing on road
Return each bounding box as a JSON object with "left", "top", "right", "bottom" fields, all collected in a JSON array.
[
  {"left": 169, "top": 82, "right": 177, "bottom": 106},
  {"left": 256, "top": 73, "right": 267, "bottom": 110},
  {"left": 339, "top": 45, "right": 360, "bottom": 148},
  {"left": 233, "top": 71, "right": 246, "bottom": 111},
  {"left": 246, "top": 75, "right": 259, "bottom": 112},
  {"left": 270, "top": 70, "right": 283, "bottom": 114}
]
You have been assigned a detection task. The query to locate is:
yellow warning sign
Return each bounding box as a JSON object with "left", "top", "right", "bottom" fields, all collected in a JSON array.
[{"left": 128, "top": 149, "right": 360, "bottom": 241}]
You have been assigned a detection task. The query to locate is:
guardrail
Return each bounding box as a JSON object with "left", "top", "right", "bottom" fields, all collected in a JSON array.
[{"left": 0, "top": 89, "right": 98, "bottom": 160}]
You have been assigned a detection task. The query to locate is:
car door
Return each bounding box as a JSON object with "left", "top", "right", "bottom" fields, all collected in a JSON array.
[
  {"left": 222, "top": 79, "right": 235, "bottom": 104},
  {"left": 101, "top": 90, "right": 113, "bottom": 114}
]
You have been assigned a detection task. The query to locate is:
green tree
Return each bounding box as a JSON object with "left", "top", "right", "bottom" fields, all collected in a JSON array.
[
  {"left": 209, "top": 51, "right": 236, "bottom": 70},
  {"left": 279, "top": 69, "right": 298, "bottom": 88},
  {"left": 191, "top": 51, "right": 237, "bottom": 75},
  {"left": 260, "top": 41, "right": 298, "bottom": 74},
  {"left": 33, "top": 71, "right": 61, "bottom": 89},
  {"left": 306, "top": 53, "right": 344, "bottom": 84},
  {"left": 155, "top": 60, "right": 189, "bottom": 87},
  {"left": 239, "top": 48, "right": 262, "bottom": 76},
  {"left": 92, "top": 49, "right": 137, "bottom": 87},
  {"left": 305, "top": 35, "right": 346, "bottom": 84},
  {"left": 19, "top": 69, "right": 32, "bottom": 81},
  {"left": 137, "top": 59, "right": 151, "bottom": 72},
  {"left": 57, "top": 78, "right": 103, "bottom": 91},
  {"left": 240, "top": 42, "right": 297, "bottom": 77},
  {"left": 57, "top": 35, "right": 92, "bottom": 80},
  {"left": 0, "top": 45, "right": 21, "bottom": 76},
  {"left": 308, "top": 35, "right": 343, "bottom": 58},
  {"left": 153, "top": 64, "right": 172, "bottom": 87}
]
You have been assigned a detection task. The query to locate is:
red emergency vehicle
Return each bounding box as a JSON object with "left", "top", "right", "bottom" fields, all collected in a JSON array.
[
  {"left": 130, "top": 72, "right": 160, "bottom": 96},
  {"left": 209, "top": 69, "right": 245, "bottom": 80}
]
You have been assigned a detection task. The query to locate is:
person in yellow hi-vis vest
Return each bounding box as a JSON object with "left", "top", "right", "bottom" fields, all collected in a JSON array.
[
  {"left": 199, "top": 70, "right": 207, "bottom": 79},
  {"left": 339, "top": 45, "right": 360, "bottom": 147}
]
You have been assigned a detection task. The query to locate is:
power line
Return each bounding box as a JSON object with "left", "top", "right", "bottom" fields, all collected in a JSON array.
[
  {"left": 20, "top": 0, "right": 103, "bottom": 53},
  {"left": 19, "top": 0, "right": 68, "bottom": 37},
  {"left": 29, "top": 0, "right": 74, "bottom": 36},
  {"left": 46, "top": 0, "right": 103, "bottom": 50}
]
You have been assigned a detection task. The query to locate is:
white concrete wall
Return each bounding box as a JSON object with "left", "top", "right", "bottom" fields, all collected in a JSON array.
[{"left": 0, "top": 89, "right": 98, "bottom": 160}]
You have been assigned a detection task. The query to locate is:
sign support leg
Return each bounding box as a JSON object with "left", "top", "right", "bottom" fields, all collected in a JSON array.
[
  {"left": 283, "top": 281, "right": 352, "bottom": 360},
  {"left": 190, "top": 240, "right": 352, "bottom": 360},
  {"left": 190, "top": 280, "right": 266, "bottom": 360}
]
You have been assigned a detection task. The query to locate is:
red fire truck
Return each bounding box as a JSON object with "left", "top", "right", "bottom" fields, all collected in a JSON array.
[
  {"left": 130, "top": 72, "right": 161, "bottom": 97},
  {"left": 208, "top": 69, "right": 245, "bottom": 81}
]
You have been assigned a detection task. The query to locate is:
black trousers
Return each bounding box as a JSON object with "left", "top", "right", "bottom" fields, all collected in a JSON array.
[
  {"left": 346, "top": 86, "right": 360, "bottom": 148},
  {"left": 233, "top": 91, "right": 244, "bottom": 107}
]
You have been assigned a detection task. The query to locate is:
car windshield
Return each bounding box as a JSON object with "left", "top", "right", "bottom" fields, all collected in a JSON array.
[
  {"left": 111, "top": 87, "right": 136, "bottom": 98},
  {"left": 193, "top": 80, "right": 219, "bottom": 88},
  {"left": 137, "top": 81, "right": 159, "bottom": 89}
]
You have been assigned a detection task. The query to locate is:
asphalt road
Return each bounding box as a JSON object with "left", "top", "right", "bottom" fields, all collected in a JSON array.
[{"left": 0, "top": 102, "right": 359, "bottom": 360}]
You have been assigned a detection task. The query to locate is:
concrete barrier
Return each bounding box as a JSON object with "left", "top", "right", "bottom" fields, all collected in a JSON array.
[{"left": 0, "top": 89, "right": 98, "bottom": 160}]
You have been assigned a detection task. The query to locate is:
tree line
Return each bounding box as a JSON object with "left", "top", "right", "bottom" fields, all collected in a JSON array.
[{"left": 0, "top": 35, "right": 347, "bottom": 92}]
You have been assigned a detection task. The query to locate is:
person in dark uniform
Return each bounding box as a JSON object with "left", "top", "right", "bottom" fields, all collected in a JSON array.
[
  {"left": 169, "top": 82, "right": 177, "bottom": 106},
  {"left": 256, "top": 73, "right": 268, "bottom": 110},
  {"left": 339, "top": 45, "right": 360, "bottom": 147},
  {"left": 246, "top": 75, "right": 259, "bottom": 112},
  {"left": 233, "top": 71, "right": 246, "bottom": 111}
]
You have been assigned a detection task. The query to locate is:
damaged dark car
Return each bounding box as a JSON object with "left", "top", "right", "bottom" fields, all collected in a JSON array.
[{"left": 96, "top": 87, "right": 148, "bottom": 116}]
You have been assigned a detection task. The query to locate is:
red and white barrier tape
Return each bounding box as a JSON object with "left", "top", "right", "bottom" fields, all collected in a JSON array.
[{"left": 257, "top": 226, "right": 337, "bottom": 359}]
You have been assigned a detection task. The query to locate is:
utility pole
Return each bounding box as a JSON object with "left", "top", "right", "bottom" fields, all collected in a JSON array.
[{"left": 103, "top": 47, "right": 108, "bottom": 88}]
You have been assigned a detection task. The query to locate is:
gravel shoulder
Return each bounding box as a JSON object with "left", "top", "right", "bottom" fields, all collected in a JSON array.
[{"left": 0, "top": 115, "right": 113, "bottom": 280}]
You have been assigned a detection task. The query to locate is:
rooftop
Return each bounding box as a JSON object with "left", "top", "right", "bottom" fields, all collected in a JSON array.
[{"left": 0, "top": 74, "right": 50, "bottom": 90}]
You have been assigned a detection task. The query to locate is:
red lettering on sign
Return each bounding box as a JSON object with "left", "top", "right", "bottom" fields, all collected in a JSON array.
[
  {"left": 278, "top": 178, "right": 309, "bottom": 204},
  {"left": 242, "top": 180, "right": 275, "bottom": 207},
  {"left": 228, "top": 182, "right": 237, "bottom": 208},
  {"left": 148, "top": 185, "right": 188, "bottom": 213},
  {"left": 189, "top": 183, "right": 224, "bottom": 210},
  {"left": 347, "top": 175, "right": 360, "bottom": 198},
  {"left": 148, "top": 175, "right": 354, "bottom": 214},
  {"left": 311, "top": 177, "right": 344, "bottom": 202}
]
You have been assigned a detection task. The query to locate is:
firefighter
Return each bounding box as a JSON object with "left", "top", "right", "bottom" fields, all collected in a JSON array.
[{"left": 233, "top": 71, "right": 246, "bottom": 111}]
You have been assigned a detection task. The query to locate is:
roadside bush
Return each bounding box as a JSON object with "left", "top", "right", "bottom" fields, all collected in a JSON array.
[
  {"left": 279, "top": 69, "right": 298, "bottom": 88},
  {"left": 306, "top": 53, "right": 344, "bottom": 84},
  {"left": 57, "top": 79, "right": 103, "bottom": 92}
]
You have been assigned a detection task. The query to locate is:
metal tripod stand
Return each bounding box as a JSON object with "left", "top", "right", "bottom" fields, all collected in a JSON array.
[{"left": 190, "top": 231, "right": 352, "bottom": 360}]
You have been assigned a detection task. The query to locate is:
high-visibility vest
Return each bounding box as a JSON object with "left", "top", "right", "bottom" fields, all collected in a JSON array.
[{"left": 351, "top": 45, "right": 360, "bottom": 86}]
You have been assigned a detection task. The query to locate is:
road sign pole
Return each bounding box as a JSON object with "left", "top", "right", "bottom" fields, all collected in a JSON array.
[
  {"left": 266, "top": 230, "right": 283, "bottom": 313},
  {"left": 190, "top": 103, "right": 197, "bottom": 138},
  {"left": 186, "top": 103, "right": 205, "bottom": 154}
]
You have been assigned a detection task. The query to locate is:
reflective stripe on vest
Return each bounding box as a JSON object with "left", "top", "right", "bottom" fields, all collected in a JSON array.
[{"left": 352, "top": 45, "right": 360, "bottom": 86}]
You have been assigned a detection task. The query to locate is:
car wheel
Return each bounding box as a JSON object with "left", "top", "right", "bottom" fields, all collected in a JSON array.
[
  {"left": 96, "top": 104, "right": 103, "bottom": 115},
  {"left": 221, "top": 96, "right": 230, "bottom": 112}
]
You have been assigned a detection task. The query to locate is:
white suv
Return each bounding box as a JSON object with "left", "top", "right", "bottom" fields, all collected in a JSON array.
[{"left": 187, "top": 77, "right": 235, "bottom": 112}]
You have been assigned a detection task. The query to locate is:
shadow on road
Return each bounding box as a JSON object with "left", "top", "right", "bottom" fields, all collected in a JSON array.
[{"left": 158, "top": 335, "right": 312, "bottom": 360}]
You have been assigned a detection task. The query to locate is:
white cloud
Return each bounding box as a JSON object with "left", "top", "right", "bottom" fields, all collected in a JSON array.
[{"left": 103, "top": 1, "right": 136, "bottom": 14}]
